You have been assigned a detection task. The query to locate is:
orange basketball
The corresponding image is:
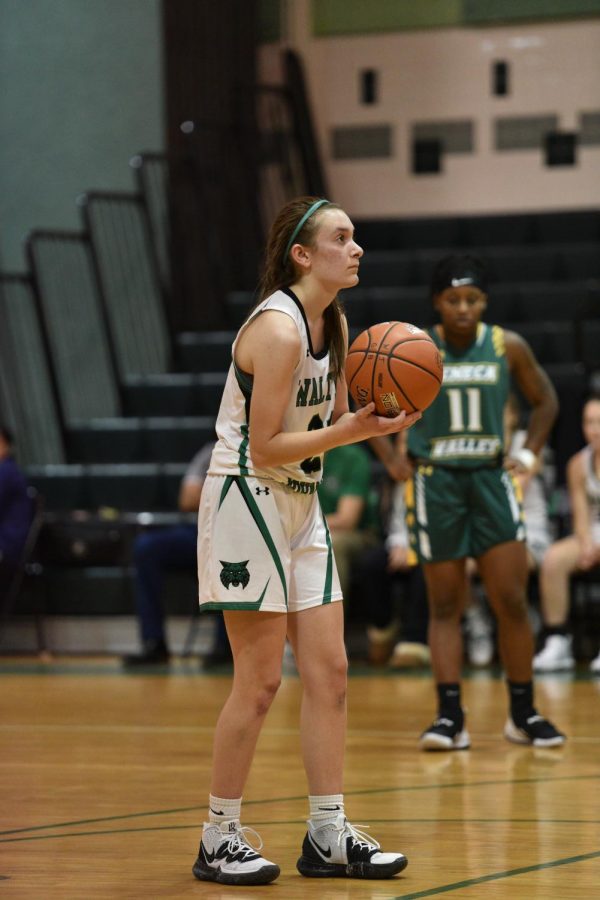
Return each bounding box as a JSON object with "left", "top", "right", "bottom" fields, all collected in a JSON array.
[{"left": 346, "top": 321, "right": 443, "bottom": 416}]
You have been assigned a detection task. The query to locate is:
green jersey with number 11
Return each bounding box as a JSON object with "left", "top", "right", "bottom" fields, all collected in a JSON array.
[{"left": 408, "top": 322, "right": 509, "bottom": 469}]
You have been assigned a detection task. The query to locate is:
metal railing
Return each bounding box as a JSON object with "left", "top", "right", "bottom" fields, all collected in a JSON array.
[
  {"left": 0, "top": 274, "right": 66, "bottom": 464},
  {"left": 26, "top": 231, "right": 122, "bottom": 420},
  {"left": 79, "top": 191, "right": 173, "bottom": 375}
]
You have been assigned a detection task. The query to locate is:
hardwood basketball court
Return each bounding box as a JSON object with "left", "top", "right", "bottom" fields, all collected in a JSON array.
[{"left": 1, "top": 658, "right": 599, "bottom": 898}]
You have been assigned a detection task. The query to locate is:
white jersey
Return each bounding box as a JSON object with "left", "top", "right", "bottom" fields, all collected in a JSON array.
[
  {"left": 209, "top": 288, "right": 337, "bottom": 493},
  {"left": 583, "top": 445, "right": 600, "bottom": 538},
  {"left": 510, "top": 430, "right": 552, "bottom": 564}
]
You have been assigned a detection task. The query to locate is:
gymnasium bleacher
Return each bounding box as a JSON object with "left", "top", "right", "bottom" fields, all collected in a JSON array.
[{"left": 2, "top": 141, "right": 599, "bottom": 651}]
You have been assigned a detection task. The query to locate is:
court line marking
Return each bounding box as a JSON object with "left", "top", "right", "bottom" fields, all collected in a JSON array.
[
  {"left": 0, "top": 661, "right": 597, "bottom": 683},
  {"left": 2, "top": 818, "right": 600, "bottom": 846},
  {"left": 1, "top": 723, "right": 599, "bottom": 744},
  {"left": 2, "top": 772, "right": 599, "bottom": 837},
  {"left": 393, "top": 848, "right": 600, "bottom": 899}
]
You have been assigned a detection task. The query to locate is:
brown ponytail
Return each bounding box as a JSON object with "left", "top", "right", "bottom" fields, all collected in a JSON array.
[{"left": 251, "top": 196, "right": 347, "bottom": 380}]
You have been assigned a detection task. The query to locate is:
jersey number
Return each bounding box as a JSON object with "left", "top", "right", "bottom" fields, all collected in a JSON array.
[
  {"left": 300, "top": 414, "right": 324, "bottom": 474},
  {"left": 447, "top": 387, "right": 482, "bottom": 432}
]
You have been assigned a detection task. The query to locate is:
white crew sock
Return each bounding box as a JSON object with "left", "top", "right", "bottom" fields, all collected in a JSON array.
[
  {"left": 308, "top": 794, "right": 345, "bottom": 827},
  {"left": 207, "top": 794, "right": 242, "bottom": 832}
]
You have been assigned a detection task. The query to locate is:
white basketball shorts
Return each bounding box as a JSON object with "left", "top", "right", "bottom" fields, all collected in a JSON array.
[{"left": 197, "top": 474, "right": 342, "bottom": 613}]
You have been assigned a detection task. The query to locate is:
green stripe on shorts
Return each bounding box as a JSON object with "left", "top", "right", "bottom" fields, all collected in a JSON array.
[{"left": 236, "top": 478, "right": 288, "bottom": 607}]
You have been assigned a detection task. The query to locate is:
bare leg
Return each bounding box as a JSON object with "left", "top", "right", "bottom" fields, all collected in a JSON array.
[
  {"left": 539, "top": 536, "right": 581, "bottom": 626},
  {"left": 478, "top": 541, "right": 532, "bottom": 681},
  {"left": 287, "top": 602, "right": 347, "bottom": 794},
  {"left": 422, "top": 559, "right": 468, "bottom": 683},
  {"left": 210, "top": 610, "right": 287, "bottom": 798}
]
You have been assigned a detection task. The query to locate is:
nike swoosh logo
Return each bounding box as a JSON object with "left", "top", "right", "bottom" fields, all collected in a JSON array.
[
  {"left": 309, "top": 834, "right": 332, "bottom": 858},
  {"left": 209, "top": 807, "right": 224, "bottom": 816},
  {"left": 318, "top": 805, "right": 341, "bottom": 811},
  {"left": 202, "top": 845, "right": 218, "bottom": 864}
]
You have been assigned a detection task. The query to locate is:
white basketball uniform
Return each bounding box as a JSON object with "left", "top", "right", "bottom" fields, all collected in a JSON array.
[
  {"left": 583, "top": 445, "right": 600, "bottom": 543},
  {"left": 198, "top": 288, "right": 343, "bottom": 613},
  {"left": 510, "top": 430, "right": 552, "bottom": 566}
]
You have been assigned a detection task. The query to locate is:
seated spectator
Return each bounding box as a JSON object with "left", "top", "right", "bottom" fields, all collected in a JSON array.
[
  {"left": 354, "top": 478, "right": 430, "bottom": 667},
  {"left": 317, "top": 443, "right": 380, "bottom": 600},
  {"left": 123, "top": 442, "right": 230, "bottom": 668},
  {"left": 465, "top": 396, "right": 554, "bottom": 666},
  {"left": 534, "top": 395, "right": 600, "bottom": 674},
  {"left": 0, "top": 424, "right": 34, "bottom": 590}
]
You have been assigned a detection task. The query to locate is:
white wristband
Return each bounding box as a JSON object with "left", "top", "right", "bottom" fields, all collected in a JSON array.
[{"left": 513, "top": 447, "right": 536, "bottom": 472}]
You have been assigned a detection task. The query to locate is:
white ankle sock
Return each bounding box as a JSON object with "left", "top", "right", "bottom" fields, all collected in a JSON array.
[
  {"left": 308, "top": 794, "right": 345, "bottom": 827},
  {"left": 207, "top": 794, "right": 242, "bottom": 831}
]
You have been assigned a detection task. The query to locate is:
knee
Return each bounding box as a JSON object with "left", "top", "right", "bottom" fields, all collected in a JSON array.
[
  {"left": 303, "top": 654, "right": 348, "bottom": 707},
  {"left": 429, "top": 595, "right": 461, "bottom": 622},
  {"left": 249, "top": 674, "right": 282, "bottom": 718},
  {"left": 495, "top": 587, "right": 528, "bottom": 621},
  {"left": 542, "top": 546, "right": 571, "bottom": 579},
  {"left": 328, "top": 655, "right": 348, "bottom": 704}
]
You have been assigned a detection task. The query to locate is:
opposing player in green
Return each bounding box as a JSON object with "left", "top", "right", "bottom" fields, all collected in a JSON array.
[{"left": 402, "top": 255, "right": 566, "bottom": 750}]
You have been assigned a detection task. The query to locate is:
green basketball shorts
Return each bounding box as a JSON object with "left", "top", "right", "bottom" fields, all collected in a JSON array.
[{"left": 405, "top": 464, "right": 526, "bottom": 563}]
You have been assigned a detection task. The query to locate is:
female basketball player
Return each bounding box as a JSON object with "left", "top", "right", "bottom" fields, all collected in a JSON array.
[
  {"left": 192, "top": 197, "right": 420, "bottom": 886},
  {"left": 534, "top": 394, "right": 600, "bottom": 673},
  {"left": 400, "top": 255, "right": 566, "bottom": 751}
]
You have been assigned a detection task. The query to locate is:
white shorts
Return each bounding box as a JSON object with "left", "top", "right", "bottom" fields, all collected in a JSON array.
[
  {"left": 525, "top": 527, "right": 552, "bottom": 568},
  {"left": 197, "top": 474, "right": 342, "bottom": 613}
]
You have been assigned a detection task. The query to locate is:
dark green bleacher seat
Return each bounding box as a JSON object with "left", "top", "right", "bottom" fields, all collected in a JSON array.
[
  {"left": 351, "top": 220, "right": 404, "bottom": 252},
  {"left": 505, "top": 321, "right": 577, "bottom": 364},
  {"left": 27, "top": 463, "right": 165, "bottom": 511},
  {"left": 482, "top": 247, "right": 558, "bottom": 283},
  {"left": 544, "top": 362, "right": 589, "bottom": 483},
  {"left": 354, "top": 217, "right": 462, "bottom": 251},
  {"left": 518, "top": 282, "right": 590, "bottom": 321},
  {"left": 535, "top": 211, "right": 600, "bottom": 244},
  {"left": 42, "top": 567, "right": 196, "bottom": 616},
  {"left": 86, "top": 464, "right": 163, "bottom": 510},
  {"left": 124, "top": 374, "right": 198, "bottom": 416},
  {"left": 26, "top": 463, "right": 199, "bottom": 513},
  {"left": 68, "top": 417, "right": 215, "bottom": 464},
  {"left": 353, "top": 251, "right": 415, "bottom": 288},
  {"left": 556, "top": 244, "right": 600, "bottom": 280},
  {"left": 366, "top": 286, "right": 434, "bottom": 328},
  {"left": 124, "top": 373, "right": 227, "bottom": 415},
  {"left": 339, "top": 289, "right": 371, "bottom": 328},
  {"left": 486, "top": 284, "right": 521, "bottom": 322},
  {"left": 463, "top": 214, "right": 536, "bottom": 247},
  {"left": 162, "top": 463, "right": 189, "bottom": 508},
  {"left": 177, "top": 333, "right": 235, "bottom": 374},
  {"left": 26, "top": 465, "right": 88, "bottom": 510},
  {"left": 69, "top": 419, "right": 143, "bottom": 463},
  {"left": 144, "top": 417, "right": 215, "bottom": 463},
  {"left": 225, "top": 291, "right": 256, "bottom": 328},
  {"left": 580, "top": 321, "right": 600, "bottom": 370}
]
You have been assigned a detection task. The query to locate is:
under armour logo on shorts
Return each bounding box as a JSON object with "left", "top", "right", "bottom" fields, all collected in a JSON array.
[{"left": 255, "top": 486, "right": 270, "bottom": 495}]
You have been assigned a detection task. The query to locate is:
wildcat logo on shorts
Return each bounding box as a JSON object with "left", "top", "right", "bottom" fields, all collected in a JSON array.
[{"left": 219, "top": 560, "right": 250, "bottom": 590}]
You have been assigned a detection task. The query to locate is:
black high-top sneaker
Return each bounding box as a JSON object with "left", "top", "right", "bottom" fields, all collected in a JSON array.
[
  {"left": 296, "top": 813, "right": 408, "bottom": 879},
  {"left": 193, "top": 823, "right": 280, "bottom": 886},
  {"left": 419, "top": 715, "right": 471, "bottom": 751},
  {"left": 504, "top": 713, "right": 566, "bottom": 747}
]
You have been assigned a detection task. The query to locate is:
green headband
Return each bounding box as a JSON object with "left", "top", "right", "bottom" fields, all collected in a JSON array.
[{"left": 284, "top": 199, "right": 331, "bottom": 262}]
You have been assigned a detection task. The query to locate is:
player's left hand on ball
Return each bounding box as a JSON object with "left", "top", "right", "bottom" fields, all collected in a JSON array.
[
  {"left": 378, "top": 409, "right": 422, "bottom": 434},
  {"left": 354, "top": 403, "right": 421, "bottom": 436}
]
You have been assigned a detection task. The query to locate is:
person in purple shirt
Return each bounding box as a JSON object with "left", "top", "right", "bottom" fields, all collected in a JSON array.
[{"left": 0, "top": 425, "right": 34, "bottom": 577}]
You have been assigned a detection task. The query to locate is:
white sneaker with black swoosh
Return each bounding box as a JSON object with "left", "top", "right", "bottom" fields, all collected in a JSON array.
[
  {"left": 192, "top": 823, "right": 280, "bottom": 885},
  {"left": 296, "top": 813, "right": 408, "bottom": 879}
]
